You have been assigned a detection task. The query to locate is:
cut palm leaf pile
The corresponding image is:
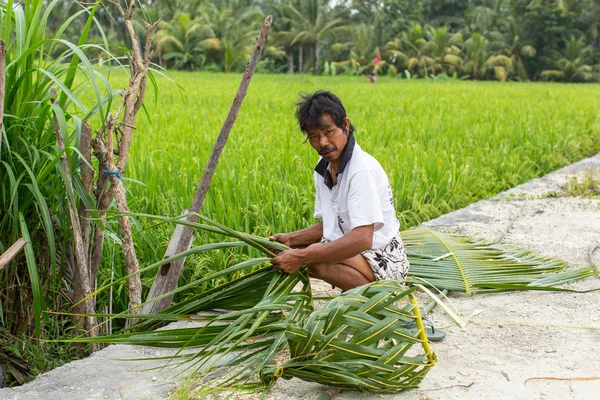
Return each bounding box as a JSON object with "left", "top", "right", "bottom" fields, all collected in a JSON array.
[{"left": 65, "top": 213, "right": 597, "bottom": 394}]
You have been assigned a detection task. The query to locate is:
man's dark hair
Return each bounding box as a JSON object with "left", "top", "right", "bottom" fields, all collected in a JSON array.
[{"left": 295, "top": 90, "right": 355, "bottom": 137}]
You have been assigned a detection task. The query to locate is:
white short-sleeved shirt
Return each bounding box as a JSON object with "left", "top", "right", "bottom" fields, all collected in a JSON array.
[{"left": 313, "top": 135, "right": 400, "bottom": 250}]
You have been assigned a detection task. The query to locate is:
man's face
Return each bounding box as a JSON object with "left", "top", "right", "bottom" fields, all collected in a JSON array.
[{"left": 306, "top": 114, "right": 350, "bottom": 164}]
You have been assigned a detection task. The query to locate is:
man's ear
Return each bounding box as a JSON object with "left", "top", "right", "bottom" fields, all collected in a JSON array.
[{"left": 344, "top": 117, "right": 350, "bottom": 135}]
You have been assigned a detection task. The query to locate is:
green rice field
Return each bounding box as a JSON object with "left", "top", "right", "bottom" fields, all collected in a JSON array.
[
  {"left": 124, "top": 73, "right": 600, "bottom": 236},
  {"left": 85, "top": 71, "right": 600, "bottom": 306}
]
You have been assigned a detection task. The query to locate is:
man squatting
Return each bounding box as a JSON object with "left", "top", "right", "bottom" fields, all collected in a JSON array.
[{"left": 269, "top": 90, "right": 410, "bottom": 291}]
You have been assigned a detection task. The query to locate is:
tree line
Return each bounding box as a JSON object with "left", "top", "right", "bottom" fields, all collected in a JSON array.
[{"left": 55, "top": 0, "right": 600, "bottom": 82}]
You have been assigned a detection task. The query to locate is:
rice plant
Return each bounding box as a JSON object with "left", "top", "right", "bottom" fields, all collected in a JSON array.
[{"left": 120, "top": 72, "right": 600, "bottom": 235}]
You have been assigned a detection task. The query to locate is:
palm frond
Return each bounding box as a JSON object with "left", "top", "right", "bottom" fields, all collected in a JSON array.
[{"left": 404, "top": 226, "right": 595, "bottom": 294}]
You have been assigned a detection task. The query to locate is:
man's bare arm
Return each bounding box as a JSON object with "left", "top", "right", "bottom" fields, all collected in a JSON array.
[
  {"left": 298, "top": 224, "right": 373, "bottom": 265},
  {"left": 269, "top": 221, "right": 323, "bottom": 248},
  {"left": 271, "top": 224, "right": 374, "bottom": 275}
]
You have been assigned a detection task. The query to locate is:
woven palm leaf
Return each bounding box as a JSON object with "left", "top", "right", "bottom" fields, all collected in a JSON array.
[{"left": 260, "top": 281, "right": 436, "bottom": 393}]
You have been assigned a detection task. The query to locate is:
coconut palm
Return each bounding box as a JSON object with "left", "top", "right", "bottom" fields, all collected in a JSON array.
[
  {"left": 327, "top": 23, "right": 378, "bottom": 75},
  {"left": 422, "top": 26, "right": 465, "bottom": 76},
  {"left": 479, "top": 54, "right": 514, "bottom": 81},
  {"left": 347, "top": 23, "right": 378, "bottom": 66},
  {"left": 154, "top": 0, "right": 206, "bottom": 21},
  {"left": 153, "top": 12, "right": 215, "bottom": 70},
  {"left": 497, "top": 16, "right": 537, "bottom": 80},
  {"left": 462, "top": 32, "right": 489, "bottom": 79},
  {"left": 270, "top": 3, "right": 300, "bottom": 74},
  {"left": 284, "top": 0, "right": 343, "bottom": 74},
  {"left": 383, "top": 23, "right": 431, "bottom": 78},
  {"left": 464, "top": 5, "right": 497, "bottom": 35},
  {"left": 541, "top": 35, "right": 595, "bottom": 82},
  {"left": 349, "top": 0, "right": 407, "bottom": 48},
  {"left": 527, "top": 0, "right": 570, "bottom": 12},
  {"left": 197, "top": 2, "right": 263, "bottom": 72}
]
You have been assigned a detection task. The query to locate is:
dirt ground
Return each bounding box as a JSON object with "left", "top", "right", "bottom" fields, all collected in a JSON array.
[{"left": 0, "top": 153, "right": 599, "bottom": 400}]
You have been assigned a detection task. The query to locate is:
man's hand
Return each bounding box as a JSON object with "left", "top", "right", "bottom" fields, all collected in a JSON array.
[
  {"left": 271, "top": 249, "right": 305, "bottom": 275},
  {"left": 268, "top": 233, "right": 292, "bottom": 254},
  {"left": 269, "top": 233, "right": 292, "bottom": 248}
]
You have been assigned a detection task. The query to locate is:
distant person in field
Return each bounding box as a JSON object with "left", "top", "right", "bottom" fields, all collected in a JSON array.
[{"left": 269, "top": 90, "right": 409, "bottom": 291}]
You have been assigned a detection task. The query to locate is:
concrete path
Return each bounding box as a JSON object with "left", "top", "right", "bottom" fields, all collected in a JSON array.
[
  {"left": 1, "top": 152, "right": 599, "bottom": 400},
  {"left": 266, "top": 153, "right": 600, "bottom": 400}
]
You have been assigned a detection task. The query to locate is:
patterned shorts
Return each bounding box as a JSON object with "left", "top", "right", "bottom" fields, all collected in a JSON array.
[
  {"left": 362, "top": 234, "right": 410, "bottom": 281},
  {"left": 320, "top": 233, "right": 410, "bottom": 282}
]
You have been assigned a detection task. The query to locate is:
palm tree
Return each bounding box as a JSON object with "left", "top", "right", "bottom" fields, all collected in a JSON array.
[
  {"left": 541, "top": 35, "right": 595, "bottom": 82},
  {"left": 284, "top": 0, "right": 343, "bottom": 74},
  {"left": 153, "top": 12, "right": 215, "bottom": 70},
  {"left": 327, "top": 23, "right": 376, "bottom": 75},
  {"left": 144, "top": 0, "right": 206, "bottom": 22},
  {"left": 347, "top": 23, "right": 377, "bottom": 66},
  {"left": 423, "top": 26, "right": 465, "bottom": 76},
  {"left": 272, "top": 4, "right": 299, "bottom": 74},
  {"left": 498, "top": 16, "right": 537, "bottom": 80},
  {"left": 464, "top": 5, "right": 497, "bottom": 35},
  {"left": 198, "top": 2, "right": 263, "bottom": 72},
  {"left": 326, "top": 23, "right": 398, "bottom": 76},
  {"left": 480, "top": 54, "right": 514, "bottom": 81},
  {"left": 384, "top": 24, "right": 430, "bottom": 78},
  {"left": 463, "top": 32, "right": 489, "bottom": 80}
]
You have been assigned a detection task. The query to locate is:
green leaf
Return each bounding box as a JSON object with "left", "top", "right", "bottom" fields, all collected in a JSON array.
[{"left": 19, "top": 212, "right": 45, "bottom": 338}]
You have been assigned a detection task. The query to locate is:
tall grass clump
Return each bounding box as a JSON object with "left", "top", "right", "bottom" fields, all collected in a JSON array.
[{"left": 0, "top": 0, "right": 114, "bottom": 384}]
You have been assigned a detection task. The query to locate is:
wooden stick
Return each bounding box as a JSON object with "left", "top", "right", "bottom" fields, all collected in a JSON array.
[
  {"left": 142, "top": 210, "right": 192, "bottom": 314},
  {"left": 524, "top": 376, "right": 600, "bottom": 385},
  {"left": 144, "top": 15, "right": 273, "bottom": 311},
  {"left": 0, "top": 239, "right": 26, "bottom": 270}
]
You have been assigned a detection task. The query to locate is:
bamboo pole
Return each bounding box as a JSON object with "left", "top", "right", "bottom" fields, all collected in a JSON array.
[
  {"left": 144, "top": 15, "right": 273, "bottom": 313},
  {"left": 0, "top": 239, "right": 26, "bottom": 271}
]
